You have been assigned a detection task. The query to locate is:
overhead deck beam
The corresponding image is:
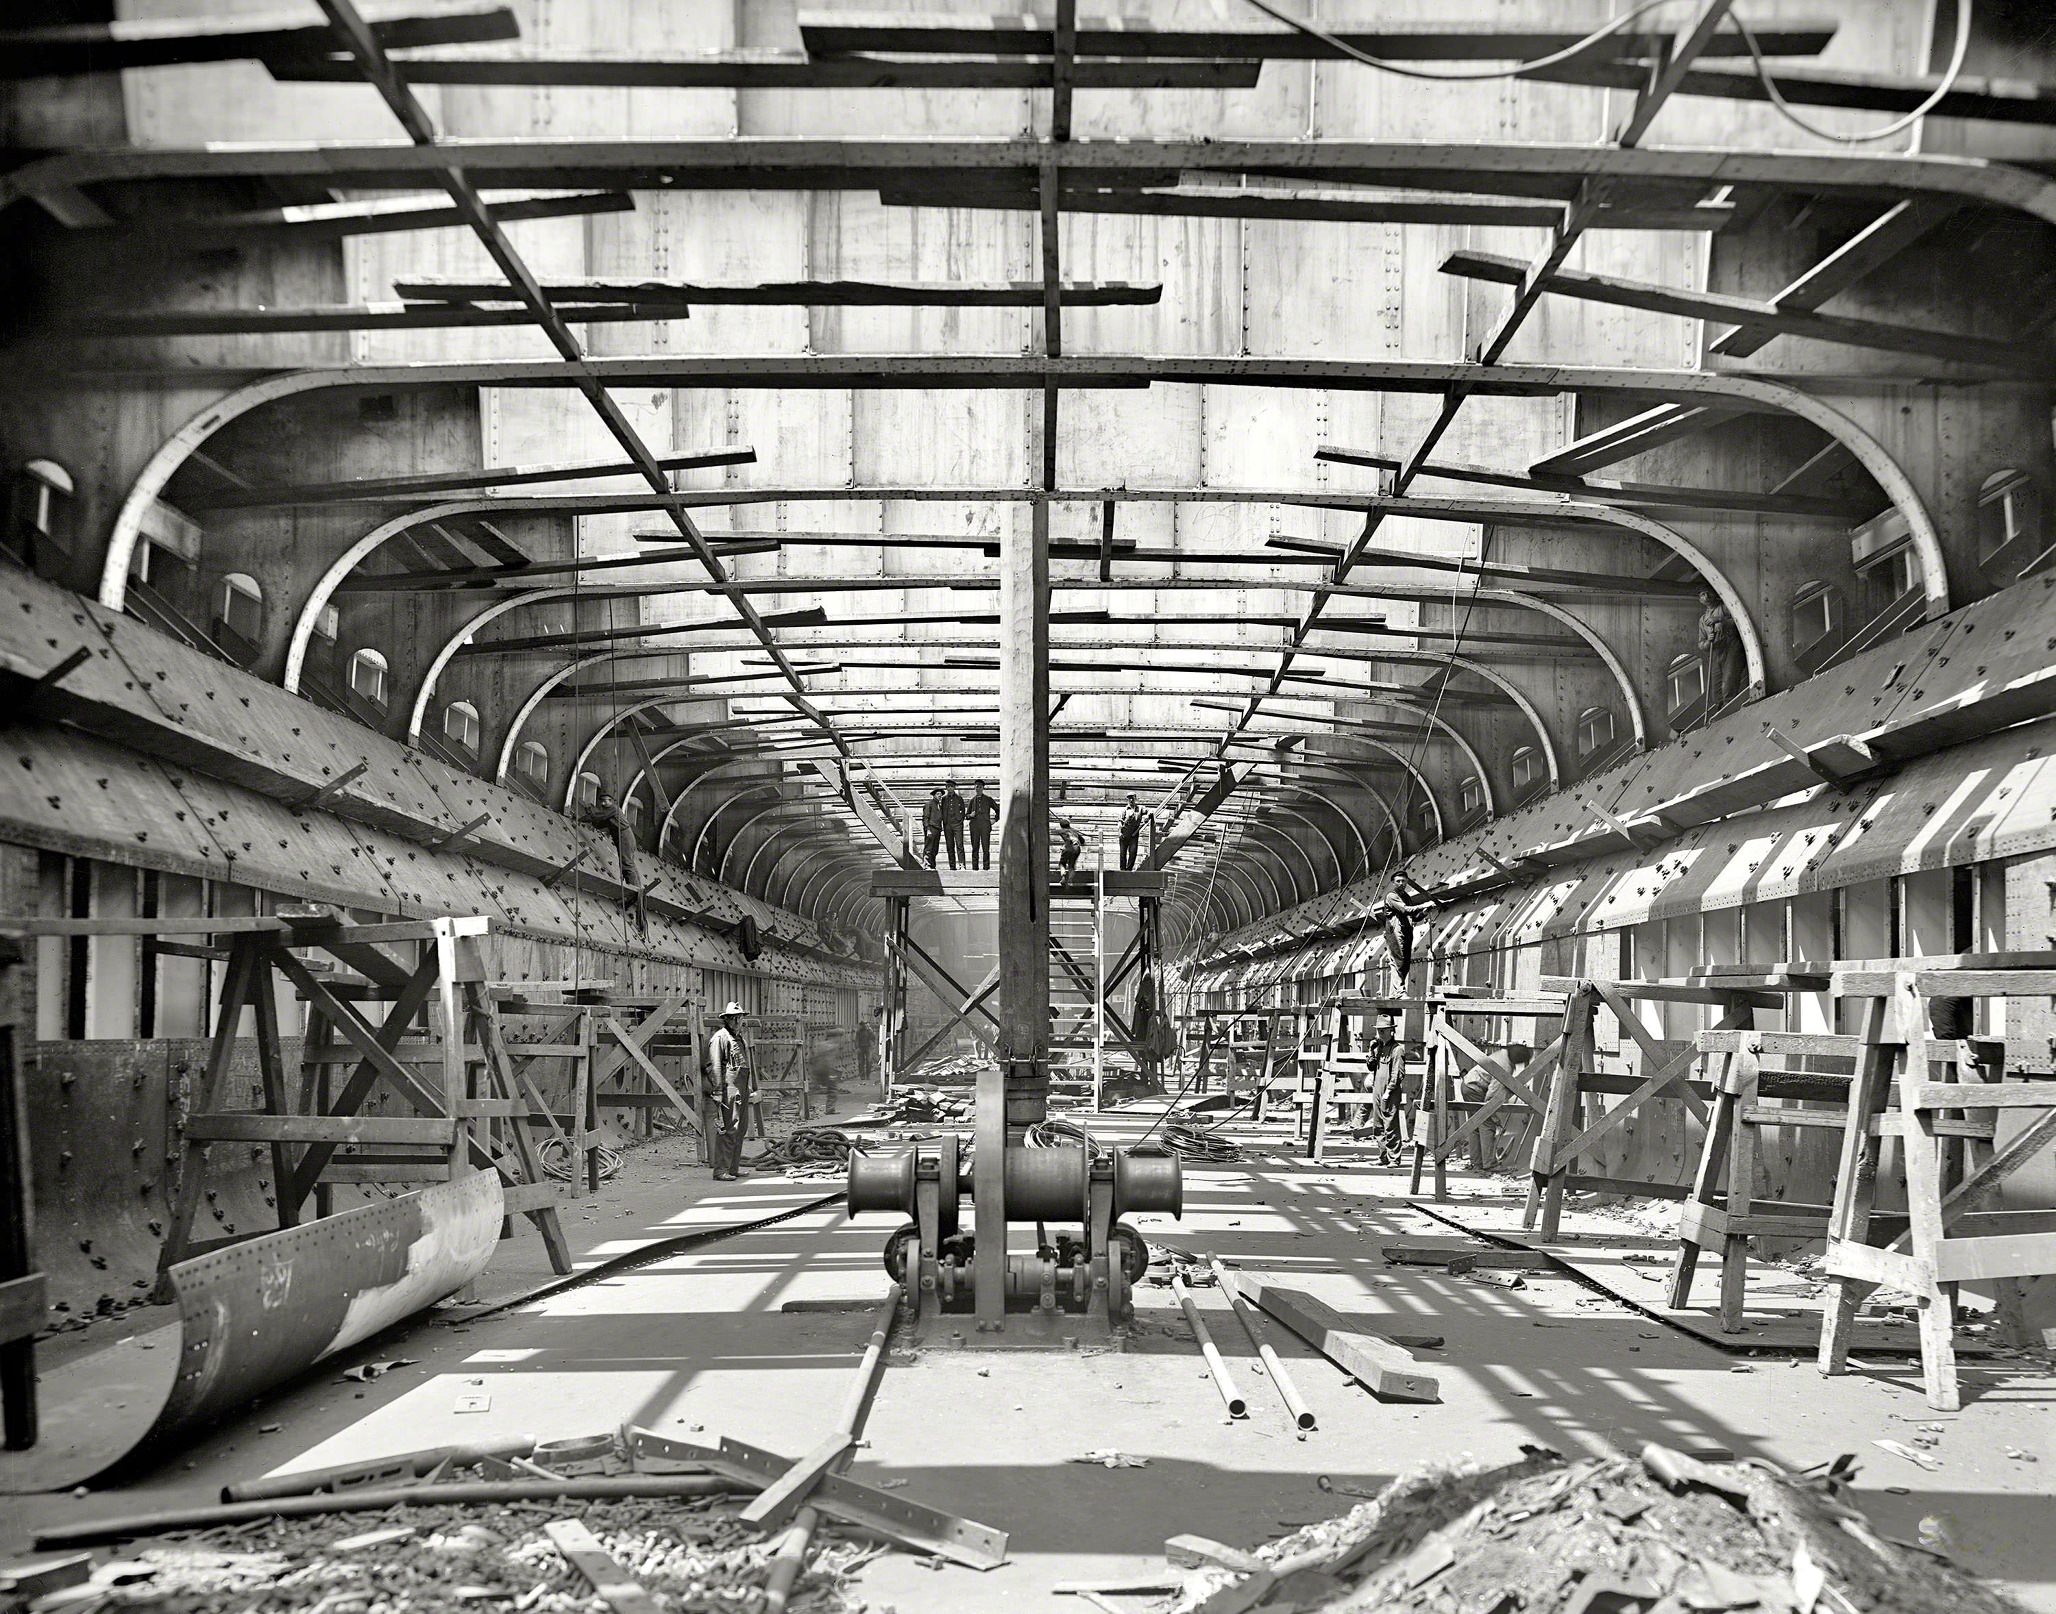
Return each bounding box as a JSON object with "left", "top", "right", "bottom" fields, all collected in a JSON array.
[
  {"left": 0, "top": 3, "right": 516, "bottom": 77},
  {"left": 1524, "top": 55, "right": 2056, "bottom": 128},
  {"left": 185, "top": 448, "right": 757, "bottom": 511},
  {"left": 790, "top": 14, "right": 1837, "bottom": 61},
  {"left": 107, "top": 190, "right": 636, "bottom": 248},
  {"left": 16, "top": 140, "right": 2055, "bottom": 229},
  {"left": 302, "top": 0, "right": 866, "bottom": 789},
  {"left": 1440, "top": 248, "right": 2051, "bottom": 376},
  {"left": 394, "top": 277, "right": 1162, "bottom": 307},
  {"left": 270, "top": 51, "right": 1267, "bottom": 90},
  {"left": 1313, "top": 445, "right": 1873, "bottom": 521}
]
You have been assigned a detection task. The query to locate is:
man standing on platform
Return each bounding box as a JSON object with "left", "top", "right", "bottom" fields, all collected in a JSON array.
[
  {"left": 942, "top": 778, "right": 968, "bottom": 871},
  {"left": 967, "top": 781, "right": 997, "bottom": 870},
  {"left": 706, "top": 1002, "right": 752, "bottom": 1181},
  {"left": 1118, "top": 793, "right": 1146, "bottom": 871},
  {"left": 921, "top": 787, "right": 946, "bottom": 869}
]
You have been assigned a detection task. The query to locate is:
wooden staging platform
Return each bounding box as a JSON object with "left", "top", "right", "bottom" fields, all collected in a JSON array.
[{"left": 1407, "top": 1190, "right": 1996, "bottom": 1360}]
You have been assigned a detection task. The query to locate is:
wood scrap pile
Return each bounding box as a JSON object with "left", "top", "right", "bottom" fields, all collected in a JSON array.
[
  {"left": 7, "top": 1493, "right": 882, "bottom": 1614},
  {"left": 1076, "top": 1445, "right": 2027, "bottom": 1614}
]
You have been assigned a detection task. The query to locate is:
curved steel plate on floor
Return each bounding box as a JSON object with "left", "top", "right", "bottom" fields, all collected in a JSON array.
[{"left": 0, "top": 1171, "right": 503, "bottom": 1493}]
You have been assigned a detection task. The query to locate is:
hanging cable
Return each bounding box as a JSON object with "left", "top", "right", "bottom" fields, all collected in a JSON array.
[
  {"left": 1245, "top": 0, "right": 1976, "bottom": 145},
  {"left": 1239, "top": 0, "right": 1702, "bottom": 82},
  {"left": 1728, "top": 0, "right": 1974, "bottom": 145}
]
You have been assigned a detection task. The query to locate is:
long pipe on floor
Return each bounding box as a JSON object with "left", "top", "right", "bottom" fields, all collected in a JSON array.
[
  {"left": 1209, "top": 1257, "right": 1317, "bottom": 1431},
  {"left": 762, "top": 1292, "right": 900, "bottom": 1612},
  {"left": 1170, "top": 1275, "right": 1248, "bottom": 1418},
  {"left": 36, "top": 1475, "right": 737, "bottom": 1548}
]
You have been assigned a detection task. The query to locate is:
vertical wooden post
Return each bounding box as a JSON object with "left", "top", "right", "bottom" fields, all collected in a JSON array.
[
  {"left": 431, "top": 922, "right": 469, "bottom": 1188},
  {"left": 1092, "top": 843, "right": 1105, "bottom": 1112},
  {"left": 1818, "top": 993, "right": 1892, "bottom": 1375},
  {"left": 986, "top": 495, "right": 1050, "bottom": 1327},
  {"left": 248, "top": 938, "right": 294, "bottom": 1230},
  {"left": 1893, "top": 973, "right": 1958, "bottom": 1409},
  {"left": 0, "top": 941, "right": 36, "bottom": 1450},
  {"left": 157, "top": 934, "right": 263, "bottom": 1280}
]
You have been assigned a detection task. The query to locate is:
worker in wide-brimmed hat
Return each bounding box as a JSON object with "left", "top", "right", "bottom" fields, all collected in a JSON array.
[{"left": 706, "top": 1001, "right": 752, "bottom": 1180}]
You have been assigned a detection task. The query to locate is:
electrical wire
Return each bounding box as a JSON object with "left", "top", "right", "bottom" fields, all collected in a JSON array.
[
  {"left": 1246, "top": 0, "right": 1977, "bottom": 145},
  {"left": 1238, "top": 0, "right": 1703, "bottom": 82},
  {"left": 1728, "top": 0, "right": 1974, "bottom": 144}
]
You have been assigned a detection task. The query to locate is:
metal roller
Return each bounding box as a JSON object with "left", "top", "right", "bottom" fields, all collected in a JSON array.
[
  {"left": 847, "top": 1147, "right": 916, "bottom": 1218},
  {"left": 1112, "top": 1148, "right": 1182, "bottom": 1219},
  {"left": 993, "top": 1145, "right": 1087, "bottom": 1222}
]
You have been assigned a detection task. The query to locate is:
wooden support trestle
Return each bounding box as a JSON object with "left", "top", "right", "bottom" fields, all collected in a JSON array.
[{"left": 153, "top": 914, "right": 574, "bottom": 1283}]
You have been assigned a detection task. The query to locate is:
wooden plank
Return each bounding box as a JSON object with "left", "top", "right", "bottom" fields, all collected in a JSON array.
[
  {"left": 1231, "top": 1275, "right": 1439, "bottom": 1403},
  {"left": 122, "top": 191, "right": 635, "bottom": 249},
  {"left": 185, "top": 1114, "right": 456, "bottom": 1145},
  {"left": 1904, "top": 1080, "right": 2056, "bottom": 1110},
  {"left": 1441, "top": 249, "right": 2049, "bottom": 376},
  {"left": 182, "top": 449, "right": 755, "bottom": 511},
  {"left": 1709, "top": 197, "right": 1960, "bottom": 360},
  {"left": 397, "top": 277, "right": 1162, "bottom": 308},
  {"left": 540, "top": 1518, "right": 663, "bottom": 1614},
  {"left": 274, "top": 52, "right": 1266, "bottom": 90},
  {"left": 1528, "top": 56, "right": 2056, "bottom": 128},
  {"left": 794, "top": 14, "right": 1837, "bottom": 60},
  {"left": 1931, "top": 1233, "right": 2056, "bottom": 1284},
  {"left": 0, "top": 4, "right": 517, "bottom": 78},
  {"left": 0, "top": 916, "right": 286, "bottom": 937}
]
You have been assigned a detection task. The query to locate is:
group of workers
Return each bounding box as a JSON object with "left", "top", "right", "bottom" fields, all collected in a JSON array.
[
  {"left": 918, "top": 788, "right": 1157, "bottom": 879},
  {"left": 920, "top": 780, "right": 998, "bottom": 870}
]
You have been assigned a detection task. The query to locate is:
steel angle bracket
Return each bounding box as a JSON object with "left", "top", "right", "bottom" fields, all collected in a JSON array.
[{"left": 626, "top": 1427, "right": 1008, "bottom": 1569}]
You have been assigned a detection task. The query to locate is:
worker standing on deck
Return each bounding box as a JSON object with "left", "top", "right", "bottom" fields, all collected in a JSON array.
[
  {"left": 706, "top": 1002, "right": 752, "bottom": 1181},
  {"left": 967, "top": 782, "right": 997, "bottom": 870},
  {"left": 1118, "top": 793, "right": 1146, "bottom": 870},
  {"left": 585, "top": 786, "right": 647, "bottom": 935},
  {"left": 941, "top": 778, "right": 967, "bottom": 870},
  {"left": 1697, "top": 588, "right": 1744, "bottom": 722},
  {"left": 920, "top": 787, "right": 946, "bottom": 869}
]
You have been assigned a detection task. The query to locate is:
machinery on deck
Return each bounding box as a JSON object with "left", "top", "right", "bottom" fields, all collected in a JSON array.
[{"left": 849, "top": 1133, "right": 1179, "bottom": 1322}]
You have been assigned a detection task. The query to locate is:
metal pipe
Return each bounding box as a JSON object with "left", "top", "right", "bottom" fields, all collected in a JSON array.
[
  {"left": 764, "top": 1294, "right": 899, "bottom": 1613},
  {"left": 1209, "top": 1257, "right": 1316, "bottom": 1431},
  {"left": 36, "top": 1476, "right": 737, "bottom": 1548},
  {"left": 1170, "top": 1275, "right": 1247, "bottom": 1418}
]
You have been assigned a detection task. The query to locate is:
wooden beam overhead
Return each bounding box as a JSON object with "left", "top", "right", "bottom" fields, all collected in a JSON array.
[
  {"left": 875, "top": 180, "right": 1737, "bottom": 232},
  {"left": 1707, "top": 196, "right": 1962, "bottom": 359},
  {"left": 107, "top": 191, "right": 635, "bottom": 249},
  {"left": 392, "top": 276, "right": 1162, "bottom": 308},
  {"left": 271, "top": 51, "right": 1264, "bottom": 90},
  {"left": 1529, "top": 404, "right": 1742, "bottom": 477},
  {"left": 47, "top": 300, "right": 694, "bottom": 339},
  {"left": 16, "top": 141, "right": 2045, "bottom": 230},
  {"left": 0, "top": 2, "right": 516, "bottom": 78},
  {"left": 1313, "top": 445, "right": 1875, "bottom": 521},
  {"left": 1440, "top": 248, "right": 2050, "bottom": 376},
  {"left": 1525, "top": 55, "right": 2056, "bottom": 128},
  {"left": 792, "top": 13, "right": 1837, "bottom": 61},
  {"left": 182, "top": 448, "right": 757, "bottom": 511}
]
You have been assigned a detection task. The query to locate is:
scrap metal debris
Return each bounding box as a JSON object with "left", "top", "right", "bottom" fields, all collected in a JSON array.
[
  {"left": 1071, "top": 1451, "right": 1152, "bottom": 1469},
  {"left": 14, "top": 1496, "right": 882, "bottom": 1614},
  {"left": 1146, "top": 1447, "right": 2029, "bottom": 1614}
]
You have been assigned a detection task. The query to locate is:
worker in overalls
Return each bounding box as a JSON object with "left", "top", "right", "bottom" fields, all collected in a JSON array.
[
  {"left": 585, "top": 786, "right": 647, "bottom": 935},
  {"left": 920, "top": 787, "right": 946, "bottom": 869},
  {"left": 1118, "top": 793, "right": 1146, "bottom": 870},
  {"left": 706, "top": 1002, "right": 752, "bottom": 1181}
]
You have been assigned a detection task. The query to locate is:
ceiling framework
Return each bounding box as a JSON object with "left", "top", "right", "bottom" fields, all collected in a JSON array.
[{"left": 20, "top": 2, "right": 2053, "bottom": 950}]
